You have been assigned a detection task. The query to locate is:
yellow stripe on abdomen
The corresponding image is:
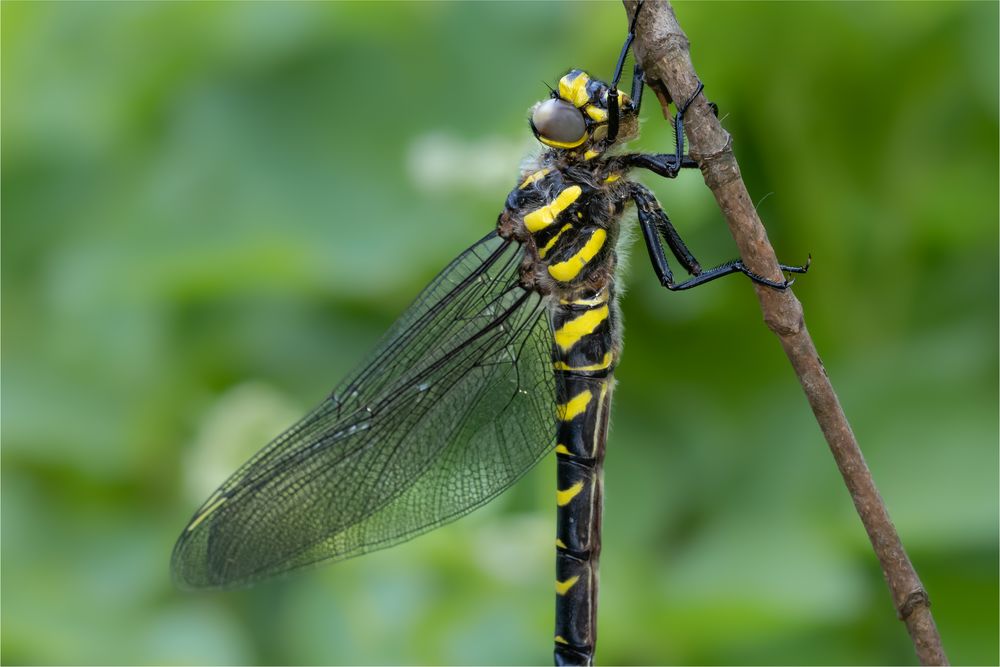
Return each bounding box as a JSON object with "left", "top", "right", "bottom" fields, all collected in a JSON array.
[
  {"left": 547, "top": 228, "right": 607, "bottom": 282},
  {"left": 555, "top": 575, "right": 581, "bottom": 595},
  {"left": 524, "top": 186, "right": 582, "bottom": 233},
  {"left": 559, "top": 291, "right": 609, "bottom": 308},
  {"left": 552, "top": 351, "right": 614, "bottom": 373},
  {"left": 553, "top": 306, "right": 609, "bottom": 352},
  {"left": 556, "top": 390, "right": 592, "bottom": 422},
  {"left": 556, "top": 481, "right": 584, "bottom": 506}
]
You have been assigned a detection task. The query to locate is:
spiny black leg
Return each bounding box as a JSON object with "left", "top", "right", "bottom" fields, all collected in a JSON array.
[
  {"left": 780, "top": 256, "right": 811, "bottom": 275},
  {"left": 672, "top": 81, "right": 703, "bottom": 157},
  {"left": 677, "top": 82, "right": 704, "bottom": 116},
  {"left": 629, "top": 62, "right": 645, "bottom": 115},
  {"left": 608, "top": 87, "right": 620, "bottom": 143},
  {"left": 608, "top": 1, "right": 644, "bottom": 143},
  {"left": 630, "top": 183, "right": 808, "bottom": 291},
  {"left": 632, "top": 183, "right": 700, "bottom": 274},
  {"left": 637, "top": 201, "right": 676, "bottom": 287},
  {"left": 618, "top": 152, "right": 699, "bottom": 179},
  {"left": 610, "top": 1, "right": 643, "bottom": 91},
  {"left": 609, "top": 36, "right": 635, "bottom": 94},
  {"left": 664, "top": 257, "right": 808, "bottom": 291},
  {"left": 610, "top": 82, "right": 708, "bottom": 179}
]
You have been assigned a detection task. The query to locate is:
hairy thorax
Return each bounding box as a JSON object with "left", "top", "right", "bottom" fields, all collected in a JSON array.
[{"left": 497, "top": 153, "right": 630, "bottom": 301}]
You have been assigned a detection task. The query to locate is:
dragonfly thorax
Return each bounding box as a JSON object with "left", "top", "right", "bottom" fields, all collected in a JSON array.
[{"left": 498, "top": 150, "right": 628, "bottom": 302}]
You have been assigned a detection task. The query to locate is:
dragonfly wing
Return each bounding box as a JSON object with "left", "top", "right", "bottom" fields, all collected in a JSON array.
[{"left": 172, "top": 233, "right": 555, "bottom": 589}]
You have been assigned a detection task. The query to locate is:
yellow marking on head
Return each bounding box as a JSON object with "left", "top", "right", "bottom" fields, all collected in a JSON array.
[
  {"left": 554, "top": 444, "right": 571, "bottom": 455},
  {"left": 557, "top": 481, "right": 585, "bottom": 506},
  {"left": 556, "top": 575, "right": 581, "bottom": 596},
  {"left": 187, "top": 495, "right": 228, "bottom": 532},
  {"left": 539, "top": 223, "right": 572, "bottom": 259},
  {"left": 559, "top": 72, "right": 592, "bottom": 107},
  {"left": 539, "top": 134, "right": 588, "bottom": 150},
  {"left": 548, "top": 228, "right": 607, "bottom": 282},
  {"left": 524, "top": 186, "right": 582, "bottom": 233},
  {"left": 583, "top": 148, "right": 601, "bottom": 160},
  {"left": 559, "top": 290, "right": 609, "bottom": 308},
  {"left": 555, "top": 635, "right": 569, "bottom": 645},
  {"left": 553, "top": 351, "right": 614, "bottom": 372},
  {"left": 553, "top": 305, "right": 609, "bottom": 352},
  {"left": 604, "top": 174, "right": 621, "bottom": 183},
  {"left": 555, "top": 538, "right": 567, "bottom": 549},
  {"left": 519, "top": 168, "right": 551, "bottom": 190},
  {"left": 556, "top": 389, "right": 592, "bottom": 422},
  {"left": 584, "top": 105, "right": 609, "bottom": 122}
]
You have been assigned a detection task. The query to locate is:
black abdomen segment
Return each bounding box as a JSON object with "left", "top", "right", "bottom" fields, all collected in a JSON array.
[{"left": 550, "top": 292, "right": 617, "bottom": 666}]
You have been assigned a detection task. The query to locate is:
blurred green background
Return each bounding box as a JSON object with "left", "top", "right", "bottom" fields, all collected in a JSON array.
[{"left": 2, "top": 1, "right": 997, "bottom": 665}]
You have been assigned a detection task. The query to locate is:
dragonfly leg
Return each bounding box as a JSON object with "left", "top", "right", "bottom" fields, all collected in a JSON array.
[
  {"left": 617, "top": 80, "right": 721, "bottom": 179},
  {"left": 657, "top": 257, "right": 808, "bottom": 291},
  {"left": 608, "top": 1, "right": 644, "bottom": 142},
  {"left": 632, "top": 182, "right": 702, "bottom": 276},
  {"left": 615, "top": 152, "right": 699, "bottom": 179},
  {"left": 628, "top": 61, "right": 644, "bottom": 115},
  {"left": 671, "top": 80, "right": 703, "bottom": 158},
  {"left": 631, "top": 182, "right": 808, "bottom": 291}
]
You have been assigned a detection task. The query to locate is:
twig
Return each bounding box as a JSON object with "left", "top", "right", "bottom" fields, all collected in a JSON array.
[{"left": 622, "top": 2, "right": 949, "bottom": 664}]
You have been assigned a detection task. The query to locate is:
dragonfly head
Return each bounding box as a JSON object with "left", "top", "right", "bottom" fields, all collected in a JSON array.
[{"left": 529, "top": 69, "right": 638, "bottom": 155}]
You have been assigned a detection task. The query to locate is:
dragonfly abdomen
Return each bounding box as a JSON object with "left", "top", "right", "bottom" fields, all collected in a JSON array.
[{"left": 550, "top": 288, "right": 618, "bottom": 666}]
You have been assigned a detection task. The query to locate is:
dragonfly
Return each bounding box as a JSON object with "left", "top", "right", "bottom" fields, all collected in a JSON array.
[{"left": 171, "top": 5, "right": 808, "bottom": 665}]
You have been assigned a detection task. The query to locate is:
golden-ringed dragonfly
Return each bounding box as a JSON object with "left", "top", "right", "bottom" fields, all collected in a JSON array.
[{"left": 171, "top": 5, "right": 808, "bottom": 665}]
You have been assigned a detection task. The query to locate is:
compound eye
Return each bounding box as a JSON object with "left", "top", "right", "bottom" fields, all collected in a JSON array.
[{"left": 532, "top": 99, "right": 586, "bottom": 145}]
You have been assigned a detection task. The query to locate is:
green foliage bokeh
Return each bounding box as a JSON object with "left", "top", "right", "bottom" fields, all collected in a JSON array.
[{"left": 2, "top": 2, "right": 997, "bottom": 665}]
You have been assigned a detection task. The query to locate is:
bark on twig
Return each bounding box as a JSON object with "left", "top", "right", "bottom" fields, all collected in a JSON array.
[{"left": 622, "top": 2, "right": 948, "bottom": 664}]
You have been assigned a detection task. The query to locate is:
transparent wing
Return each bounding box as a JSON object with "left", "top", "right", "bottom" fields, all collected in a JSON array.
[{"left": 172, "top": 232, "right": 555, "bottom": 589}]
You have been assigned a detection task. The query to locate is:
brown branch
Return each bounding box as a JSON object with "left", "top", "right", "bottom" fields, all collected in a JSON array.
[{"left": 622, "top": 2, "right": 949, "bottom": 664}]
